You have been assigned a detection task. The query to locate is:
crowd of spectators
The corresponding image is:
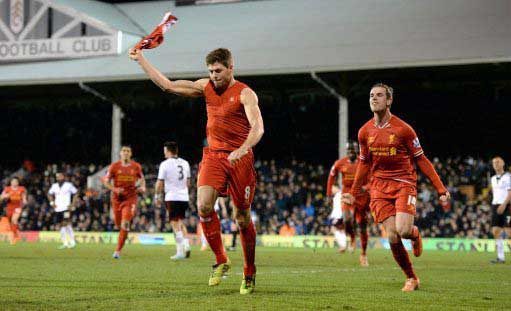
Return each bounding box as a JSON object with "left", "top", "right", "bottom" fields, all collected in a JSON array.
[{"left": 0, "top": 156, "right": 499, "bottom": 238}]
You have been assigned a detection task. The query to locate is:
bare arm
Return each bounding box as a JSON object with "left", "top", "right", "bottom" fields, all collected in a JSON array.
[
  {"left": 227, "top": 88, "right": 264, "bottom": 163},
  {"left": 101, "top": 175, "right": 116, "bottom": 192},
  {"left": 129, "top": 48, "right": 208, "bottom": 97},
  {"left": 138, "top": 174, "right": 147, "bottom": 193},
  {"left": 22, "top": 192, "right": 27, "bottom": 206},
  {"left": 155, "top": 180, "right": 164, "bottom": 195}
]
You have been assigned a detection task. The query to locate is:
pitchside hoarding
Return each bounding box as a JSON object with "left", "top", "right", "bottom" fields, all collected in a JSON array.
[{"left": 1, "top": 232, "right": 510, "bottom": 253}]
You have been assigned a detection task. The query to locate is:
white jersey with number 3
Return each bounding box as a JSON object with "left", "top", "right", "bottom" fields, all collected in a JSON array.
[{"left": 158, "top": 157, "right": 191, "bottom": 202}]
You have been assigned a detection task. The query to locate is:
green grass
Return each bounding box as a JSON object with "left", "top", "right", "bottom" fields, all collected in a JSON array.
[{"left": 0, "top": 242, "right": 509, "bottom": 310}]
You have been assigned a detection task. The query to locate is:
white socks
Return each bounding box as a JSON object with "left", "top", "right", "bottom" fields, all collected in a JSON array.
[
  {"left": 334, "top": 229, "right": 347, "bottom": 249},
  {"left": 175, "top": 231, "right": 184, "bottom": 256},
  {"left": 183, "top": 237, "right": 190, "bottom": 251},
  {"left": 60, "top": 227, "right": 68, "bottom": 246},
  {"left": 497, "top": 238, "right": 505, "bottom": 261},
  {"left": 66, "top": 224, "right": 75, "bottom": 245}
]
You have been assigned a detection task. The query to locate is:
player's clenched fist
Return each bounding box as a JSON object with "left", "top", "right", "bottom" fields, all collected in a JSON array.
[
  {"left": 128, "top": 47, "right": 141, "bottom": 61},
  {"left": 227, "top": 147, "right": 248, "bottom": 165},
  {"left": 439, "top": 191, "right": 451, "bottom": 203}
]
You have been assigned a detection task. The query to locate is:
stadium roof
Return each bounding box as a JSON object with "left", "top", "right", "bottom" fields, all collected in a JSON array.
[{"left": 1, "top": 0, "right": 510, "bottom": 86}]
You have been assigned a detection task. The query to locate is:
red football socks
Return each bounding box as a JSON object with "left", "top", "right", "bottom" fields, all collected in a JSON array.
[
  {"left": 390, "top": 240, "right": 417, "bottom": 279},
  {"left": 240, "top": 221, "right": 256, "bottom": 277},
  {"left": 116, "top": 229, "right": 128, "bottom": 252},
  {"left": 200, "top": 211, "right": 228, "bottom": 265},
  {"left": 11, "top": 223, "right": 19, "bottom": 239},
  {"left": 360, "top": 230, "right": 368, "bottom": 255}
]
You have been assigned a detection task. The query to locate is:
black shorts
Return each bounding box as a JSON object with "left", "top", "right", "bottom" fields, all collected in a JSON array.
[
  {"left": 491, "top": 204, "right": 510, "bottom": 228},
  {"left": 165, "top": 201, "right": 189, "bottom": 221},
  {"left": 55, "top": 210, "right": 71, "bottom": 223}
]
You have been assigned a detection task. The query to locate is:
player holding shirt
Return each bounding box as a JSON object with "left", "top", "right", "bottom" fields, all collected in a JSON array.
[
  {"left": 343, "top": 83, "right": 450, "bottom": 292},
  {"left": 1, "top": 177, "right": 27, "bottom": 244},
  {"left": 102, "top": 145, "right": 146, "bottom": 259},
  {"left": 327, "top": 141, "right": 370, "bottom": 266},
  {"left": 129, "top": 47, "right": 264, "bottom": 294}
]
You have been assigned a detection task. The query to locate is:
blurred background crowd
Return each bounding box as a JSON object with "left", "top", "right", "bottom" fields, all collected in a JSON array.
[{"left": 0, "top": 156, "right": 498, "bottom": 238}]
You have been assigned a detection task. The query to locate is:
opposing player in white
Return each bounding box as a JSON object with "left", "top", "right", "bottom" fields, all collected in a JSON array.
[
  {"left": 155, "top": 142, "right": 192, "bottom": 260},
  {"left": 489, "top": 156, "right": 511, "bottom": 264},
  {"left": 48, "top": 172, "right": 78, "bottom": 249},
  {"left": 329, "top": 185, "right": 347, "bottom": 252}
]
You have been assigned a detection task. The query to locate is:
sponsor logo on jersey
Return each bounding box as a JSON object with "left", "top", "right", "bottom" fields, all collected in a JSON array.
[
  {"left": 389, "top": 134, "right": 395, "bottom": 144},
  {"left": 413, "top": 137, "right": 421, "bottom": 148}
]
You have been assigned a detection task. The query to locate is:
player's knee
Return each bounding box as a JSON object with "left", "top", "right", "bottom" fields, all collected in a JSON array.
[
  {"left": 121, "top": 221, "right": 130, "bottom": 231},
  {"left": 235, "top": 211, "right": 250, "bottom": 229},
  {"left": 396, "top": 225, "right": 413, "bottom": 238},
  {"left": 197, "top": 200, "right": 214, "bottom": 216}
]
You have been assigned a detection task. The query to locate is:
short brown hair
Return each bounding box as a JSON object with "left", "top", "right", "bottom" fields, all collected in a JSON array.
[
  {"left": 371, "top": 83, "right": 393, "bottom": 99},
  {"left": 205, "top": 48, "right": 232, "bottom": 67},
  {"left": 164, "top": 141, "right": 178, "bottom": 154}
]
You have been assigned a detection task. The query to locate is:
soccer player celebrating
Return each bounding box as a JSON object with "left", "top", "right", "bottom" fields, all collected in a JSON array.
[
  {"left": 129, "top": 47, "right": 264, "bottom": 294},
  {"left": 102, "top": 145, "right": 146, "bottom": 259},
  {"left": 1, "top": 177, "right": 27, "bottom": 245},
  {"left": 489, "top": 156, "right": 511, "bottom": 264},
  {"left": 343, "top": 83, "right": 450, "bottom": 292},
  {"left": 155, "top": 141, "right": 192, "bottom": 260},
  {"left": 48, "top": 172, "right": 78, "bottom": 249},
  {"left": 327, "top": 141, "right": 371, "bottom": 266}
]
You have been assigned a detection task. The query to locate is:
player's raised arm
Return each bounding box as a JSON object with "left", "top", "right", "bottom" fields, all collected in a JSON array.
[
  {"left": 227, "top": 88, "right": 264, "bottom": 164},
  {"left": 129, "top": 48, "right": 208, "bottom": 97}
]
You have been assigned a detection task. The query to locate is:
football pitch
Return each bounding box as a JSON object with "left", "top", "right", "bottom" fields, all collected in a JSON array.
[{"left": 0, "top": 243, "right": 509, "bottom": 310}]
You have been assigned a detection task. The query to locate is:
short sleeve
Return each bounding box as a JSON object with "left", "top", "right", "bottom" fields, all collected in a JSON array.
[
  {"left": 137, "top": 164, "right": 144, "bottom": 179},
  {"left": 358, "top": 127, "right": 370, "bottom": 163},
  {"left": 403, "top": 125, "right": 424, "bottom": 158},
  {"left": 69, "top": 183, "right": 78, "bottom": 194},
  {"left": 48, "top": 184, "right": 56, "bottom": 195},
  {"left": 185, "top": 161, "right": 191, "bottom": 179}
]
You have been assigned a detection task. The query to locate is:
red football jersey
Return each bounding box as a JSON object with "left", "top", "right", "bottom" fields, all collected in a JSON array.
[
  {"left": 2, "top": 186, "right": 26, "bottom": 209},
  {"left": 358, "top": 114, "right": 424, "bottom": 184},
  {"left": 204, "top": 80, "right": 252, "bottom": 152},
  {"left": 327, "top": 157, "right": 358, "bottom": 195},
  {"left": 105, "top": 161, "right": 143, "bottom": 201}
]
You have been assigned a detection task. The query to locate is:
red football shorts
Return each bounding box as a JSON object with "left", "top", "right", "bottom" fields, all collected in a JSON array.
[
  {"left": 369, "top": 178, "right": 417, "bottom": 223},
  {"left": 198, "top": 147, "right": 256, "bottom": 210},
  {"left": 111, "top": 197, "right": 137, "bottom": 227},
  {"left": 6, "top": 206, "right": 21, "bottom": 219}
]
